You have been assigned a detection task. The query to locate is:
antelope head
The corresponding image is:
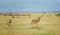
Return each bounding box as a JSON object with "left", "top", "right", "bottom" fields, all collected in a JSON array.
[{"left": 38, "top": 15, "right": 43, "bottom": 19}]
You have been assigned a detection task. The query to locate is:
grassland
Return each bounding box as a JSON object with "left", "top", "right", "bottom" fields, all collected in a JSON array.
[{"left": 0, "top": 12, "right": 60, "bottom": 35}]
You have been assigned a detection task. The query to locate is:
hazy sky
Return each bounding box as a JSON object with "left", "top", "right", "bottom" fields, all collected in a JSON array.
[{"left": 0, "top": 0, "right": 60, "bottom": 12}]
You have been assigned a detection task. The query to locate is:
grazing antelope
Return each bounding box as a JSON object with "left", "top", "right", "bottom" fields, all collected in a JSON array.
[
  {"left": 7, "top": 19, "right": 12, "bottom": 27},
  {"left": 31, "top": 15, "right": 44, "bottom": 27}
]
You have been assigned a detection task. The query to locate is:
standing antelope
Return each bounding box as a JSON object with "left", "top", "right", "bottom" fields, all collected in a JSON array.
[
  {"left": 7, "top": 19, "right": 12, "bottom": 27},
  {"left": 31, "top": 15, "right": 44, "bottom": 27}
]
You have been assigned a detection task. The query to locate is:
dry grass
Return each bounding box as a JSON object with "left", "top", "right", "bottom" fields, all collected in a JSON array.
[{"left": 0, "top": 12, "right": 60, "bottom": 35}]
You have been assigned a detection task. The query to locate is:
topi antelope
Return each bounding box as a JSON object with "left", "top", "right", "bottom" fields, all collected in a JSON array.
[
  {"left": 31, "top": 15, "right": 44, "bottom": 27},
  {"left": 7, "top": 19, "right": 12, "bottom": 27}
]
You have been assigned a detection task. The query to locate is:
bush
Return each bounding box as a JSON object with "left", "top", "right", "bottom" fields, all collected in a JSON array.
[{"left": 55, "top": 13, "right": 60, "bottom": 17}]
